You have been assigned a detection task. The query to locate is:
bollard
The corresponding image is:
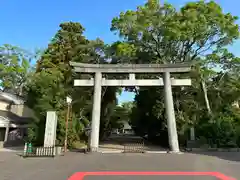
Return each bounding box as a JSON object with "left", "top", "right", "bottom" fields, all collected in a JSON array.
[
  {"left": 23, "top": 143, "right": 27, "bottom": 156},
  {"left": 27, "top": 143, "right": 33, "bottom": 154},
  {"left": 53, "top": 146, "right": 56, "bottom": 156},
  {"left": 36, "top": 148, "right": 40, "bottom": 156}
]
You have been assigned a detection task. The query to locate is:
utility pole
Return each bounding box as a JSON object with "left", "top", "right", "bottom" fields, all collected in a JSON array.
[{"left": 64, "top": 96, "right": 72, "bottom": 153}]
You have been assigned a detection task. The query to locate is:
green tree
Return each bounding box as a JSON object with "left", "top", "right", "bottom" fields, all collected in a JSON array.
[
  {"left": 0, "top": 44, "right": 32, "bottom": 96},
  {"left": 111, "top": 0, "right": 240, "bottom": 147},
  {"left": 26, "top": 22, "right": 104, "bottom": 147}
]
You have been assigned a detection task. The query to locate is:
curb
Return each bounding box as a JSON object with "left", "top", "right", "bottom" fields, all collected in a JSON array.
[
  {"left": 100, "top": 150, "right": 124, "bottom": 154},
  {"left": 145, "top": 151, "right": 168, "bottom": 154},
  {"left": 99, "top": 150, "right": 183, "bottom": 154}
]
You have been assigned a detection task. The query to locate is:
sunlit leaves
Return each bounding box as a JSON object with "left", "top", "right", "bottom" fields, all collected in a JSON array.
[
  {"left": 112, "top": 0, "right": 240, "bottom": 147},
  {"left": 111, "top": 0, "right": 239, "bottom": 64},
  {"left": 0, "top": 44, "right": 32, "bottom": 95}
]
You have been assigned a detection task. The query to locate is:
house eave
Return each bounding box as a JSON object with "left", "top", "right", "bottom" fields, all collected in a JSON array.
[{"left": 0, "top": 92, "right": 25, "bottom": 105}]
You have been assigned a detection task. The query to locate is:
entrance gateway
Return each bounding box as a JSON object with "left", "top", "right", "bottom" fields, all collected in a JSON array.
[{"left": 70, "top": 62, "right": 191, "bottom": 153}]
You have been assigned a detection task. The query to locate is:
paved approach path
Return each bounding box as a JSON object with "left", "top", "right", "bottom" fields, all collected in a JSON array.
[{"left": 0, "top": 151, "right": 240, "bottom": 180}]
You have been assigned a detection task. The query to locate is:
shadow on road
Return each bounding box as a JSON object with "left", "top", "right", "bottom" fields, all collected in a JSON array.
[
  {"left": 0, "top": 145, "right": 24, "bottom": 152},
  {"left": 187, "top": 151, "right": 240, "bottom": 163}
]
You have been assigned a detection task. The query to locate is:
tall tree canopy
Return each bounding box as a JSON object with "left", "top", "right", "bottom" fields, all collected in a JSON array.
[
  {"left": 111, "top": 0, "right": 240, "bottom": 147},
  {"left": 25, "top": 22, "right": 122, "bottom": 147},
  {"left": 0, "top": 44, "right": 32, "bottom": 96},
  {"left": 26, "top": 22, "right": 106, "bottom": 146}
]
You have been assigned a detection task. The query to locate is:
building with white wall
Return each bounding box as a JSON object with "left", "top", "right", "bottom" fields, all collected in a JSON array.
[{"left": 0, "top": 91, "right": 35, "bottom": 147}]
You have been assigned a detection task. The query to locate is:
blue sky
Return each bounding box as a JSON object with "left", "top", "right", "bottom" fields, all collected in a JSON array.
[{"left": 1, "top": 0, "right": 240, "bottom": 104}]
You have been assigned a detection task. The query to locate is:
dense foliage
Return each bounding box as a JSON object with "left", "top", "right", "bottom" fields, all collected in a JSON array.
[
  {"left": 111, "top": 0, "right": 240, "bottom": 148},
  {"left": 0, "top": 0, "right": 239, "bottom": 148}
]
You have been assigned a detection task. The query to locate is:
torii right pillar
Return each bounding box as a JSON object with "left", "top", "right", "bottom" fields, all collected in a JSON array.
[{"left": 163, "top": 72, "right": 180, "bottom": 153}]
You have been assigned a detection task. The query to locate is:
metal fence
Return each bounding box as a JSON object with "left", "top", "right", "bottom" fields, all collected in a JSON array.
[
  {"left": 123, "top": 138, "right": 145, "bottom": 153},
  {"left": 23, "top": 144, "right": 55, "bottom": 158}
]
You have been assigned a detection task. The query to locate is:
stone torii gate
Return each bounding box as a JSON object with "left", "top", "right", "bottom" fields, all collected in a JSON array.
[{"left": 70, "top": 62, "right": 192, "bottom": 153}]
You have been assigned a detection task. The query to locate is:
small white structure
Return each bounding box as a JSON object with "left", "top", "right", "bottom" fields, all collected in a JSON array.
[
  {"left": 232, "top": 100, "right": 239, "bottom": 108},
  {"left": 122, "top": 122, "right": 134, "bottom": 135}
]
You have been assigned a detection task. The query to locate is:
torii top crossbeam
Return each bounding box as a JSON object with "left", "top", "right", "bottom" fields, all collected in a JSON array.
[{"left": 70, "top": 62, "right": 191, "bottom": 73}]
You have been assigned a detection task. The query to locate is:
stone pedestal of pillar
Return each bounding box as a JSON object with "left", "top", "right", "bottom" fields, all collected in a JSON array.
[{"left": 0, "top": 141, "right": 3, "bottom": 148}]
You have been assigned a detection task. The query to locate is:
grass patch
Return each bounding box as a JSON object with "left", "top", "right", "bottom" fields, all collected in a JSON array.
[{"left": 72, "top": 141, "right": 87, "bottom": 149}]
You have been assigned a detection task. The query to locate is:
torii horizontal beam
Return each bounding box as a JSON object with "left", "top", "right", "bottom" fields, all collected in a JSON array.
[
  {"left": 74, "top": 78, "right": 191, "bottom": 86},
  {"left": 70, "top": 62, "right": 191, "bottom": 73}
]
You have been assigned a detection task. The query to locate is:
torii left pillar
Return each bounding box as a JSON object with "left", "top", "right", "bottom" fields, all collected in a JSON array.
[{"left": 90, "top": 72, "right": 102, "bottom": 152}]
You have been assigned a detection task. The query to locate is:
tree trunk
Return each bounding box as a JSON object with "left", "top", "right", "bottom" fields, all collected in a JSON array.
[{"left": 201, "top": 80, "right": 212, "bottom": 116}]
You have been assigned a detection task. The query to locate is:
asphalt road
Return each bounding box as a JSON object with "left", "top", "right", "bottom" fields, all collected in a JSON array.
[{"left": 0, "top": 151, "right": 239, "bottom": 180}]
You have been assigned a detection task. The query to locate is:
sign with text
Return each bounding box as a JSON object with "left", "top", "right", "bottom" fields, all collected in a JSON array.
[{"left": 44, "top": 111, "right": 58, "bottom": 147}]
